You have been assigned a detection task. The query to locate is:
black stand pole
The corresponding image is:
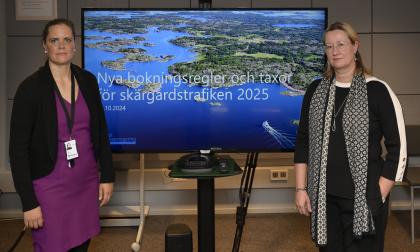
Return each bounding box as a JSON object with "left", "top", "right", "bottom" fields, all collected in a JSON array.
[
  {"left": 197, "top": 178, "right": 215, "bottom": 252},
  {"left": 232, "top": 152, "right": 259, "bottom": 252}
]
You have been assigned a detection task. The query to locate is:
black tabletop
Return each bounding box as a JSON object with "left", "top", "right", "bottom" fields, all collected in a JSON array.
[{"left": 169, "top": 155, "right": 242, "bottom": 178}]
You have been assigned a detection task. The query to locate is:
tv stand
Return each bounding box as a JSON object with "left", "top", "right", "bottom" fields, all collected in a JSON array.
[{"left": 169, "top": 153, "right": 242, "bottom": 252}]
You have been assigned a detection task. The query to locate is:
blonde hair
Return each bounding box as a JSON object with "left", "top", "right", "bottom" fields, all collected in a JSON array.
[{"left": 323, "top": 22, "right": 369, "bottom": 80}]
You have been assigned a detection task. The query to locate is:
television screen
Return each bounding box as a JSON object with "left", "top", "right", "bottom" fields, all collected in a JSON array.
[{"left": 82, "top": 8, "right": 327, "bottom": 152}]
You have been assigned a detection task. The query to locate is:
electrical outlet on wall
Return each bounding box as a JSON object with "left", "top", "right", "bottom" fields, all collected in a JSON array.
[{"left": 270, "top": 169, "right": 288, "bottom": 181}]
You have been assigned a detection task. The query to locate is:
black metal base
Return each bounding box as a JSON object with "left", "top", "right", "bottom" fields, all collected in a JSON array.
[{"left": 197, "top": 178, "right": 215, "bottom": 252}]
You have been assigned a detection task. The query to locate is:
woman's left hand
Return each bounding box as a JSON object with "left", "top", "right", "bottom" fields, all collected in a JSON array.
[
  {"left": 99, "top": 183, "right": 114, "bottom": 207},
  {"left": 379, "top": 176, "right": 395, "bottom": 200}
]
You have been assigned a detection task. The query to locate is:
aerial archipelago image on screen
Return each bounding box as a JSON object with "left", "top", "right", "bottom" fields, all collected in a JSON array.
[{"left": 83, "top": 9, "right": 326, "bottom": 152}]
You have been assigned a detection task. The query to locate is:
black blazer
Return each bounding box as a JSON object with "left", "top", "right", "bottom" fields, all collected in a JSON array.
[{"left": 9, "top": 62, "right": 114, "bottom": 212}]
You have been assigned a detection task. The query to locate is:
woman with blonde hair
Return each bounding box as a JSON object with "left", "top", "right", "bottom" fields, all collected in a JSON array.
[{"left": 294, "top": 22, "right": 407, "bottom": 251}]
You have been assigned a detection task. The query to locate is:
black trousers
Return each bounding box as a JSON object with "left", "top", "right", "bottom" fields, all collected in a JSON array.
[
  {"left": 319, "top": 194, "right": 388, "bottom": 252},
  {"left": 68, "top": 239, "right": 90, "bottom": 252}
]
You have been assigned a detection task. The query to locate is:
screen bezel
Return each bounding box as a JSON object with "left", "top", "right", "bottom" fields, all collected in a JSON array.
[{"left": 81, "top": 8, "right": 328, "bottom": 153}]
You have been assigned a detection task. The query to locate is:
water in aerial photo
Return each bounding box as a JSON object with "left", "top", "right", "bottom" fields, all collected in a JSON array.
[{"left": 83, "top": 9, "right": 326, "bottom": 152}]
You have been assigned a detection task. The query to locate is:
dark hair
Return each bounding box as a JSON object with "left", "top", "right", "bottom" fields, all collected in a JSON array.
[{"left": 42, "top": 18, "right": 76, "bottom": 43}]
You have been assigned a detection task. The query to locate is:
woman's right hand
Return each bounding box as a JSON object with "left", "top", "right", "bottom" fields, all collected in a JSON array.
[
  {"left": 295, "top": 190, "right": 312, "bottom": 216},
  {"left": 24, "top": 206, "right": 43, "bottom": 229}
]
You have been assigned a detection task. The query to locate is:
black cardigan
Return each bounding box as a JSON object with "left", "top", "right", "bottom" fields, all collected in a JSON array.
[{"left": 9, "top": 63, "right": 115, "bottom": 212}]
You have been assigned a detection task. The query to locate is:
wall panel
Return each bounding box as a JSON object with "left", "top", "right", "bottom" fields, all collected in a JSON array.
[
  {"left": 252, "top": 0, "right": 310, "bottom": 8},
  {"left": 7, "top": 37, "right": 45, "bottom": 99},
  {"left": 373, "top": 34, "right": 420, "bottom": 94},
  {"left": 212, "top": 0, "right": 251, "bottom": 8},
  {"left": 6, "top": 0, "right": 68, "bottom": 36},
  {"left": 373, "top": 0, "right": 420, "bottom": 32},
  {"left": 1, "top": 0, "right": 7, "bottom": 170},
  {"left": 398, "top": 95, "right": 420, "bottom": 125},
  {"left": 358, "top": 34, "right": 372, "bottom": 72},
  {"left": 313, "top": 0, "right": 371, "bottom": 33},
  {"left": 69, "top": 0, "right": 129, "bottom": 36},
  {"left": 6, "top": 36, "right": 82, "bottom": 99},
  {"left": 130, "top": 0, "right": 192, "bottom": 8},
  {"left": 3, "top": 0, "right": 420, "bottom": 218}
]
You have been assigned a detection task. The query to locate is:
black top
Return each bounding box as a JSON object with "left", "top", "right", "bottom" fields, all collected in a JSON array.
[
  {"left": 9, "top": 62, "right": 114, "bottom": 211},
  {"left": 294, "top": 78, "right": 407, "bottom": 200},
  {"left": 327, "top": 86, "right": 354, "bottom": 198}
]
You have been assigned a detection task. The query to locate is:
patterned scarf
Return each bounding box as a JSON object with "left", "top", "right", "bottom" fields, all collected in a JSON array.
[{"left": 307, "top": 72, "right": 375, "bottom": 246}]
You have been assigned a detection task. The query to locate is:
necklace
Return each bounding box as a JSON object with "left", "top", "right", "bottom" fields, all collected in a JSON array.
[{"left": 332, "top": 92, "right": 349, "bottom": 132}]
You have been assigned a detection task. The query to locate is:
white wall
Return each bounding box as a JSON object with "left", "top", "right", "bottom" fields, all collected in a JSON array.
[{"left": 1, "top": 0, "right": 420, "bottom": 217}]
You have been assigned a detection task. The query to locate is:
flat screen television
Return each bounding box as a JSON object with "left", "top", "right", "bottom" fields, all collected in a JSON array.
[{"left": 82, "top": 8, "right": 327, "bottom": 153}]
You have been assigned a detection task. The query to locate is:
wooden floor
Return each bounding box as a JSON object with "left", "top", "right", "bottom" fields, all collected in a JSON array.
[{"left": 1, "top": 211, "right": 420, "bottom": 252}]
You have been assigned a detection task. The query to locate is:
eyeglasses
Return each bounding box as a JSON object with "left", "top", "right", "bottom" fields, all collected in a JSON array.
[
  {"left": 48, "top": 37, "right": 74, "bottom": 46},
  {"left": 324, "top": 41, "right": 349, "bottom": 52}
]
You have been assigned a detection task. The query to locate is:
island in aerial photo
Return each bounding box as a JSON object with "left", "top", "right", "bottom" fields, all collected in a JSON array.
[{"left": 83, "top": 10, "right": 326, "bottom": 152}]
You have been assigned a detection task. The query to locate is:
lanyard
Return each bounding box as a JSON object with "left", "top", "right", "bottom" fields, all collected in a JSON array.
[{"left": 53, "top": 71, "right": 76, "bottom": 138}]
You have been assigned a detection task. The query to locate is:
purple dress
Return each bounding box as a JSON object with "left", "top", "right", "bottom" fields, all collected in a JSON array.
[{"left": 32, "top": 90, "right": 100, "bottom": 252}]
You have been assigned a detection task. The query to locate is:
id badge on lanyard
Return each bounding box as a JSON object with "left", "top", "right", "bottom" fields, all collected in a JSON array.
[
  {"left": 54, "top": 70, "right": 78, "bottom": 168},
  {"left": 65, "top": 138, "right": 78, "bottom": 161}
]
